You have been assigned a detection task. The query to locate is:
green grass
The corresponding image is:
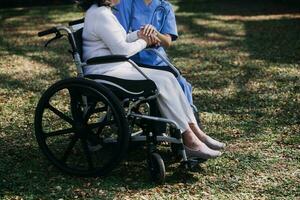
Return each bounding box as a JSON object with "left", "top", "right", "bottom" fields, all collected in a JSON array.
[{"left": 0, "top": 0, "right": 299, "bottom": 199}]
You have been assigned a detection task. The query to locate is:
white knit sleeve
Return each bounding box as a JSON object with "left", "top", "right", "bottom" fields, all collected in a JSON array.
[
  {"left": 93, "top": 9, "right": 146, "bottom": 57},
  {"left": 126, "top": 31, "right": 139, "bottom": 42}
]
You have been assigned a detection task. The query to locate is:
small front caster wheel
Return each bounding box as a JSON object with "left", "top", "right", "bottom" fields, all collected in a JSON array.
[{"left": 148, "top": 153, "right": 166, "bottom": 184}]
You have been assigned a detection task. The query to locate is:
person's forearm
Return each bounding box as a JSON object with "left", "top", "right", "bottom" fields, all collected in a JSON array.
[
  {"left": 126, "top": 31, "right": 139, "bottom": 42},
  {"left": 157, "top": 33, "right": 172, "bottom": 48}
]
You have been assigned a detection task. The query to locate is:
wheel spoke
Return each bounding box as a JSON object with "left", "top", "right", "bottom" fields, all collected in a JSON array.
[
  {"left": 83, "top": 104, "right": 96, "bottom": 123},
  {"left": 84, "top": 105, "right": 107, "bottom": 123},
  {"left": 46, "top": 128, "right": 75, "bottom": 138},
  {"left": 68, "top": 88, "right": 84, "bottom": 122},
  {"left": 47, "top": 104, "right": 74, "bottom": 125},
  {"left": 61, "top": 136, "right": 79, "bottom": 162},
  {"left": 81, "top": 139, "right": 94, "bottom": 170}
]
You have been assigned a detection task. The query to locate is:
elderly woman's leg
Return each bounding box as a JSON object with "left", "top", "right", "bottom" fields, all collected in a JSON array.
[
  {"left": 141, "top": 69, "right": 222, "bottom": 158},
  {"left": 183, "top": 129, "right": 221, "bottom": 159},
  {"left": 189, "top": 123, "right": 225, "bottom": 150},
  {"left": 98, "top": 65, "right": 222, "bottom": 159}
]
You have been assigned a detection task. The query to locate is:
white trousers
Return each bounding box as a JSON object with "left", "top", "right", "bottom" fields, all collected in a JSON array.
[{"left": 85, "top": 62, "right": 197, "bottom": 132}]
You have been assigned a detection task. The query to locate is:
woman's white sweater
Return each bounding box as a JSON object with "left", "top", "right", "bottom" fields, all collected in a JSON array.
[{"left": 82, "top": 4, "right": 147, "bottom": 62}]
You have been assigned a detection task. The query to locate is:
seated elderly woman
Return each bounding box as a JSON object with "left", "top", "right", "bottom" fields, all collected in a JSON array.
[{"left": 80, "top": 0, "right": 225, "bottom": 159}]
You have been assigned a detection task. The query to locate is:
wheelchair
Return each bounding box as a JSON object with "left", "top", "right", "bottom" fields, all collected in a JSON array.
[{"left": 35, "top": 18, "right": 203, "bottom": 183}]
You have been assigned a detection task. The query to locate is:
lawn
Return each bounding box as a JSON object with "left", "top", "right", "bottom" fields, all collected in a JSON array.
[{"left": 0, "top": 0, "right": 299, "bottom": 199}]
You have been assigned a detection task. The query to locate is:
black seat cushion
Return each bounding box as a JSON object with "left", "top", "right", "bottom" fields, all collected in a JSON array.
[{"left": 84, "top": 74, "right": 157, "bottom": 100}]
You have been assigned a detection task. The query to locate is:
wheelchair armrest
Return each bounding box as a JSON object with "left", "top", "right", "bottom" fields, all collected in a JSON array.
[
  {"left": 86, "top": 55, "right": 129, "bottom": 65},
  {"left": 145, "top": 48, "right": 181, "bottom": 77},
  {"left": 85, "top": 56, "right": 150, "bottom": 80}
]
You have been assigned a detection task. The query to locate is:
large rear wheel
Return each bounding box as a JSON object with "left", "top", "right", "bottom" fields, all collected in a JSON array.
[{"left": 34, "top": 78, "right": 130, "bottom": 176}]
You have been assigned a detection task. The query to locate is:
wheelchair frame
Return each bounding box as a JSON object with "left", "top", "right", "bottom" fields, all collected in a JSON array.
[{"left": 35, "top": 20, "right": 202, "bottom": 183}]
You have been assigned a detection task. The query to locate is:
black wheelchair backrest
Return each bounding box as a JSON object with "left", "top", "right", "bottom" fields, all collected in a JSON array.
[
  {"left": 69, "top": 28, "right": 83, "bottom": 60},
  {"left": 68, "top": 18, "right": 85, "bottom": 60}
]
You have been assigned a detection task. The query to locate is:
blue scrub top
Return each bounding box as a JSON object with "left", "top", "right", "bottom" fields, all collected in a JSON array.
[{"left": 114, "top": 0, "right": 178, "bottom": 66}]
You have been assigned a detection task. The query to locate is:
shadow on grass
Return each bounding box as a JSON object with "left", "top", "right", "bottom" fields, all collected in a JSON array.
[
  {"left": 244, "top": 18, "right": 300, "bottom": 64},
  {"left": 0, "top": 73, "right": 45, "bottom": 92},
  {"left": 0, "top": 140, "right": 203, "bottom": 199},
  {"left": 0, "top": 6, "right": 81, "bottom": 82},
  {"left": 177, "top": 0, "right": 300, "bottom": 16},
  {"left": 176, "top": 0, "right": 300, "bottom": 64}
]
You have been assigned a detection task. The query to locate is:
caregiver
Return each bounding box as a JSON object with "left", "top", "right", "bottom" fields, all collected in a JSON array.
[{"left": 114, "top": 0, "right": 195, "bottom": 105}]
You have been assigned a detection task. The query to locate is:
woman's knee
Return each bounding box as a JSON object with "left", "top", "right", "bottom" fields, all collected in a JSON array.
[{"left": 145, "top": 69, "right": 180, "bottom": 91}]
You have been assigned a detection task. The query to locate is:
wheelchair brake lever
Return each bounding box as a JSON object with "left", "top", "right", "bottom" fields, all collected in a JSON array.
[{"left": 44, "top": 32, "right": 63, "bottom": 47}]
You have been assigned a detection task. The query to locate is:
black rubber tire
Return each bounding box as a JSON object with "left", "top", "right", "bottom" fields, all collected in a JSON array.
[
  {"left": 148, "top": 153, "right": 166, "bottom": 184},
  {"left": 34, "top": 78, "right": 130, "bottom": 177}
]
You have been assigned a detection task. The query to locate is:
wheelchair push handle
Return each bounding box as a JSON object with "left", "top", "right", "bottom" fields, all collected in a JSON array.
[
  {"left": 68, "top": 18, "right": 84, "bottom": 26},
  {"left": 37, "top": 26, "right": 70, "bottom": 47},
  {"left": 38, "top": 27, "right": 58, "bottom": 37}
]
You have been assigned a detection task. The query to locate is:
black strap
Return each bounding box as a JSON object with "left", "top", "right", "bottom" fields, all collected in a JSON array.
[
  {"left": 69, "top": 18, "right": 85, "bottom": 26},
  {"left": 86, "top": 55, "right": 129, "bottom": 65}
]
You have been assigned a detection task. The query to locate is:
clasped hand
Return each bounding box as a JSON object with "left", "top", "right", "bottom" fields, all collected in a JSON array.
[{"left": 138, "top": 24, "right": 161, "bottom": 47}]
